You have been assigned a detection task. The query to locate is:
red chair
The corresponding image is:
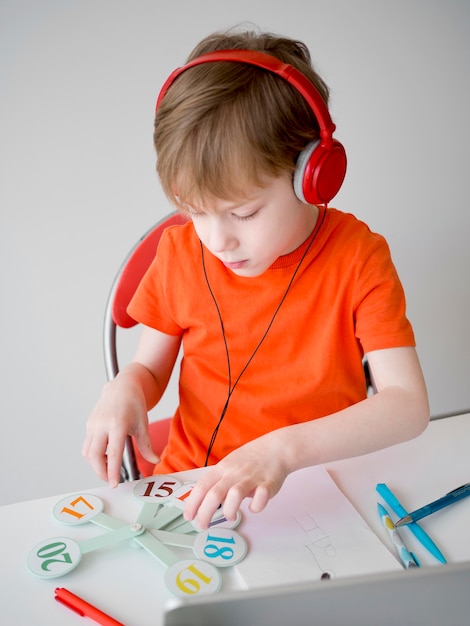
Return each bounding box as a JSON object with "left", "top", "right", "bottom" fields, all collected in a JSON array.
[{"left": 103, "top": 212, "right": 188, "bottom": 481}]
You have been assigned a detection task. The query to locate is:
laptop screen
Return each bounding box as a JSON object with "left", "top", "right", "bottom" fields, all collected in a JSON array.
[{"left": 164, "top": 561, "right": 470, "bottom": 626}]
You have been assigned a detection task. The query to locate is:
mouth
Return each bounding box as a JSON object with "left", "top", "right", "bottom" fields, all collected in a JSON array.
[{"left": 222, "top": 260, "right": 248, "bottom": 270}]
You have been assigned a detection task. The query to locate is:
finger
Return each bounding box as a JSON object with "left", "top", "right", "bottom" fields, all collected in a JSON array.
[
  {"left": 183, "top": 478, "right": 215, "bottom": 521},
  {"left": 133, "top": 428, "right": 160, "bottom": 465},
  {"left": 248, "top": 483, "right": 271, "bottom": 513},
  {"left": 105, "top": 437, "right": 126, "bottom": 488},
  {"left": 82, "top": 432, "right": 110, "bottom": 483},
  {"left": 184, "top": 475, "right": 223, "bottom": 527},
  {"left": 81, "top": 436, "right": 91, "bottom": 461},
  {"left": 221, "top": 482, "right": 251, "bottom": 522}
]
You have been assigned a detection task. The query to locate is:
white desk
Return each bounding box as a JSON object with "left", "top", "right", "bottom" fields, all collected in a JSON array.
[{"left": 1, "top": 413, "right": 469, "bottom": 626}]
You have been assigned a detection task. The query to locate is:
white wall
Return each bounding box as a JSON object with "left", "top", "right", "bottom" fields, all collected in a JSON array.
[{"left": 1, "top": 0, "right": 469, "bottom": 505}]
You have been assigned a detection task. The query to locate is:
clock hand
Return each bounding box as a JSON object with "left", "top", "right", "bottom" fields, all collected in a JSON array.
[
  {"left": 90, "top": 511, "right": 129, "bottom": 531},
  {"left": 27, "top": 524, "right": 146, "bottom": 579},
  {"left": 79, "top": 523, "right": 146, "bottom": 554},
  {"left": 150, "top": 529, "right": 195, "bottom": 548},
  {"left": 135, "top": 501, "right": 164, "bottom": 526},
  {"left": 143, "top": 505, "right": 185, "bottom": 530},
  {"left": 164, "top": 508, "right": 242, "bottom": 534},
  {"left": 133, "top": 530, "right": 180, "bottom": 567}
]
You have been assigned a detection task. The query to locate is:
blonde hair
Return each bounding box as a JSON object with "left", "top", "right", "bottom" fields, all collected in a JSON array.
[{"left": 154, "top": 28, "right": 330, "bottom": 210}]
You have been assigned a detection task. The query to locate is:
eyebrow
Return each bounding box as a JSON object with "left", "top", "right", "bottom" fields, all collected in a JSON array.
[
  {"left": 221, "top": 193, "right": 265, "bottom": 211},
  {"left": 186, "top": 195, "right": 261, "bottom": 215}
]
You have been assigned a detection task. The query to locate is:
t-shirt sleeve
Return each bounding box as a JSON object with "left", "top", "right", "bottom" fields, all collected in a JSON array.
[
  {"left": 127, "top": 228, "right": 183, "bottom": 336},
  {"left": 354, "top": 237, "right": 415, "bottom": 353}
]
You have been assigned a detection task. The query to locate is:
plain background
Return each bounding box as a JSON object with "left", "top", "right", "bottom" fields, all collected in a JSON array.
[{"left": 1, "top": 0, "right": 469, "bottom": 505}]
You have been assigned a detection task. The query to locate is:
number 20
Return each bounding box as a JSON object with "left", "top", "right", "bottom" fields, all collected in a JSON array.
[
  {"left": 28, "top": 537, "right": 81, "bottom": 578},
  {"left": 37, "top": 541, "right": 73, "bottom": 572}
]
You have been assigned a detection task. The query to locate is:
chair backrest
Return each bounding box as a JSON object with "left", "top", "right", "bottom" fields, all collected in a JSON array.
[{"left": 103, "top": 212, "right": 188, "bottom": 480}]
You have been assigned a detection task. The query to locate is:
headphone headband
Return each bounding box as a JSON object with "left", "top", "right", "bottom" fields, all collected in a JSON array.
[
  {"left": 155, "top": 49, "right": 346, "bottom": 204},
  {"left": 157, "top": 50, "right": 335, "bottom": 145}
]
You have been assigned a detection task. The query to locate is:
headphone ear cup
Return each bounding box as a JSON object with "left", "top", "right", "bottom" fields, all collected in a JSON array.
[{"left": 293, "top": 139, "right": 347, "bottom": 205}]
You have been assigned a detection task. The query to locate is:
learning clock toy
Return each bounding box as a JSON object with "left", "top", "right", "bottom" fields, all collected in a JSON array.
[{"left": 27, "top": 475, "right": 248, "bottom": 599}]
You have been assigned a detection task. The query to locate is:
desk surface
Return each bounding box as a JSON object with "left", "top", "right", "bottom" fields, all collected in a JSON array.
[{"left": 1, "top": 413, "right": 469, "bottom": 626}]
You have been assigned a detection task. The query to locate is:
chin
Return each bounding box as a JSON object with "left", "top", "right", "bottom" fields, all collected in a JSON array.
[{"left": 230, "top": 265, "right": 268, "bottom": 278}]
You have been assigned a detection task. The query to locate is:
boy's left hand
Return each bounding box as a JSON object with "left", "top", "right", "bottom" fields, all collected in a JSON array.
[{"left": 183, "top": 433, "right": 289, "bottom": 528}]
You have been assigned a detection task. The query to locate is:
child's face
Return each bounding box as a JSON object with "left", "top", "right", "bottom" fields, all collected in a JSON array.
[{"left": 185, "top": 173, "right": 318, "bottom": 277}]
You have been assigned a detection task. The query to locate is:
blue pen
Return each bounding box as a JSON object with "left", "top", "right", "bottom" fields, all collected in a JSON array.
[
  {"left": 395, "top": 482, "right": 470, "bottom": 526},
  {"left": 376, "top": 483, "right": 447, "bottom": 564},
  {"left": 377, "top": 503, "right": 419, "bottom": 569}
]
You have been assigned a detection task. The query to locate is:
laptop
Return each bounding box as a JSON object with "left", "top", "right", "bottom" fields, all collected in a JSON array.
[{"left": 163, "top": 560, "right": 470, "bottom": 626}]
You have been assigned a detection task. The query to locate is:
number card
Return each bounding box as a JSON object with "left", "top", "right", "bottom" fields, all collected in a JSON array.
[
  {"left": 165, "top": 559, "right": 221, "bottom": 598},
  {"left": 134, "top": 475, "right": 182, "bottom": 503},
  {"left": 193, "top": 528, "right": 248, "bottom": 567},
  {"left": 27, "top": 537, "right": 81, "bottom": 578},
  {"left": 171, "top": 483, "right": 196, "bottom": 510},
  {"left": 52, "top": 494, "right": 104, "bottom": 525}
]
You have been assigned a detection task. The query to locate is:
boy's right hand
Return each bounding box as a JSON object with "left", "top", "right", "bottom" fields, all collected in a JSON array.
[{"left": 82, "top": 368, "right": 159, "bottom": 488}]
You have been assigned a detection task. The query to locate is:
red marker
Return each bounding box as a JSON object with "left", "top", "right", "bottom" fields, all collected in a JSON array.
[{"left": 55, "top": 588, "right": 125, "bottom": 626}]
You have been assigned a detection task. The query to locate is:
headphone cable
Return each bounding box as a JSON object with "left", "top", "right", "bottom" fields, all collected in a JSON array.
[{"left": 201, "top": 207, "right": 326, "bottom": 465}]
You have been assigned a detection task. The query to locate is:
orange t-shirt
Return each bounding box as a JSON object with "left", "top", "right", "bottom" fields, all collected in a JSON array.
[{"left": 128, "top": 207, "right": 415, "bottom": 472}]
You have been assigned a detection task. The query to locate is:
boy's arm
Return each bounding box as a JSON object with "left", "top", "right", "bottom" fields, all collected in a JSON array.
[
  {"left": 184, "top": 346, "right": 430, "bottom": 528},
  {"left": 82, "top": 326, "right": 181, "bottom": 487}
]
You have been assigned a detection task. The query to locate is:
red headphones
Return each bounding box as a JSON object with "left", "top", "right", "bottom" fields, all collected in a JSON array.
[{"left": 156, "top": 49, "right": 347, "bottom": 205}]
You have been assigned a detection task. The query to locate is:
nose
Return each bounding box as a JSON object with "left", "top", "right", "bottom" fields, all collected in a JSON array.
[{"left": 205, "top": 216, "right": 237, "bottom": 254}]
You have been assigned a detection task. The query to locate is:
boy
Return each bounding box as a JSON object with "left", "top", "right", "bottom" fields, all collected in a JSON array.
[{"left": 83, "top": 28, "right": 429, "bottom": 529}]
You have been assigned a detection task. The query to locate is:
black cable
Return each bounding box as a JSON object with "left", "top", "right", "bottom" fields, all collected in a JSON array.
[{"left": 201, "top": 207, "right": 326, "bottom": 465}]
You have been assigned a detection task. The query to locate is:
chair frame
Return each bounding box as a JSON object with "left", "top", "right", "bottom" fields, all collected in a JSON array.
[{"left": 103, "top": 213, "right": 188, "bottom": 482}]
